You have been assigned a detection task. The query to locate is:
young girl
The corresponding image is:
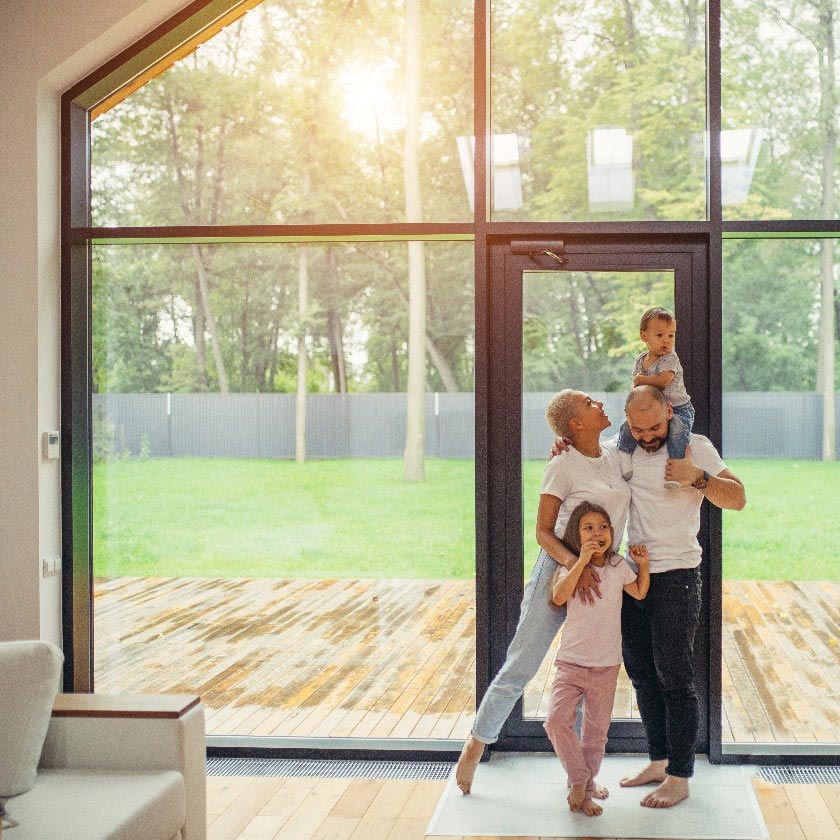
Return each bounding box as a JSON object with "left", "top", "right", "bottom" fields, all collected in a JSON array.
[{"left": 544, "top": 501, "right": 650, "bottom": 817}]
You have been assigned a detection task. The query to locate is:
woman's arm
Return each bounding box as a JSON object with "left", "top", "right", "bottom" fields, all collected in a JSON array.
[
  {"left": 623, "top": 544, "right": 650, "bottom": 600},
  {"left": 536, "top": 494, "right": 578, "bottom": 568}
]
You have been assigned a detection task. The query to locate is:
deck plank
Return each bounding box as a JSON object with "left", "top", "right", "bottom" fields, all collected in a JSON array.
[{"left": 93, "top": 577, "right": 838, "bottom": 744}]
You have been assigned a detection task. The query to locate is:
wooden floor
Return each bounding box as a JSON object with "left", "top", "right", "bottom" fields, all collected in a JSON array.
[
  {"left": 206, "top": 775, "right": 840, "bottom": 840},
  {"left": 93, "top": 577, "right": 839, "bottom": 743}
]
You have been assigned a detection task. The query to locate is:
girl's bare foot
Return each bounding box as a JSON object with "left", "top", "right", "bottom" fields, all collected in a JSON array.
[
  {"left": 568, "top": 776, "right": 609, "bottom": 799},
  {"left": 581, "top": 796, "right": 604, "bottom": 816},
  {"left": 619, "top": 759, "right": 668, "bottom": 787},
  {"left": 567, "top": 782, "right": 587, "bottom": 812},
  {"left": 640, "top": 775, "right": 689, "bottom": 808},
  {"left": 590, "top": 781, "right": 609, "bottom": 799},
  {"left": 455, "top": 736, "right": 484, "bottom": 794}
]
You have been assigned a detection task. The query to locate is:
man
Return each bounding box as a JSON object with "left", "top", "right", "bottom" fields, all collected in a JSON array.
[{"left": 618, "top": 385, "right": 745, "bottom": 808}]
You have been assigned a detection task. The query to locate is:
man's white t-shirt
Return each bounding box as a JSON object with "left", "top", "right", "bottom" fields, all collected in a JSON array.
[
  {"left": 627, "top": 433, "right": 727, "bottom": 572},
  {"left": 540, "top": 439, "right": 631, "bottom": 552}
]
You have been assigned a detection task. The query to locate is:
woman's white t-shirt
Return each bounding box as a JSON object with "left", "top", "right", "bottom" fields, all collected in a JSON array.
[{"left": 539, "top": 439, "right": 631, "bottom": 552}]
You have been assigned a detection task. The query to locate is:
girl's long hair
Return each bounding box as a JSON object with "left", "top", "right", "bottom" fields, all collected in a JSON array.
[{"left": 561, "top": 501, "right": 621, "bottom": 566}]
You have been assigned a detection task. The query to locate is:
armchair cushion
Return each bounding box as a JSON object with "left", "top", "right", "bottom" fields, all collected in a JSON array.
[{"left": 0, "top": 640, "right": 63, "bottom": 796}]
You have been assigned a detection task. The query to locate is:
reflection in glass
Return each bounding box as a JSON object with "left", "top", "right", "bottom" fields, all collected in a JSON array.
[
  {"left": 722, "top": 238, "right": 839, "bottom": 745},
  {"left": 521, "top": 270, "right": 674, "bottom": 721},
  {"left": 723, "top": 0, "right": 839, "bottom": 219},
  {"left": 91, "top": 241, "right": 476, "bottom": 740},
  {"left": 492, "top": 0, "right": 707, "bottom": 221}
]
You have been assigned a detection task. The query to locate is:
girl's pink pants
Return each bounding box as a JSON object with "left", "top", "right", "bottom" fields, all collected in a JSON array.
[{"left": 543, "top": 661, "right": 620, "bottom": 795}]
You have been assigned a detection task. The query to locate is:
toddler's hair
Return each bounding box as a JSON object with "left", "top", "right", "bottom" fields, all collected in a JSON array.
[
  {"left": 546, "top": 389, "right": 580, "bottom": 438},
  {"left": 560, "top": 501, "right": 621, "bottom": 566},
  {"left": 640, "top": 307, "right": 675, "bottom": 331}
]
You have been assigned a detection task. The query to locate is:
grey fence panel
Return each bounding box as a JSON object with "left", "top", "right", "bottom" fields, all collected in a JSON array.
[
  {"left": 721, "top": 392, "right": 824, "bottom": 459},
  {"left": 93, "top": 393, "right": 170, "bottom": 458},
  {"left": 171, "top": 394, "right": 261, "bottom": 458},
  {"left": 257, "top": 394, "right": 296, "bottom": 459},
  {"left": 432, "top": 393, "right": 475, "bottom": 459},
  {"left": 93, "top": 392, "right": 840, "bottom": 460}
]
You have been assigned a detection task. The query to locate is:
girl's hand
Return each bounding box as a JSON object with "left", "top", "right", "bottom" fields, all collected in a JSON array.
[
  {"left": 579, "top": 538, "right": 602, "bottom": 564},
  {"left": 629, "top": 544, "right": 650, "bottom": 564}
]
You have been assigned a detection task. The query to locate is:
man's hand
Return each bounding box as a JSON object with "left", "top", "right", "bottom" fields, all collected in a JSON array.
[
  {"left": 574, "top": 564, "right": 602, "bottom": 605},
  {"left": 549, "top": 436, "right": 572, "bottom": 459},
  {"left": 664, "top": 445, "right": 702, "bottom": 485}
]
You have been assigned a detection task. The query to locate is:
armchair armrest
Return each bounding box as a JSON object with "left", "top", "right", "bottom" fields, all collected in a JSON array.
[{"left": 41, "top": 694, "right": 206, "bottom": 840}]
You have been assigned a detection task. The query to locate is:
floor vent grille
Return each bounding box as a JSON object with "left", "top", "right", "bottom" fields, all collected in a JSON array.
[
  {"left": 757, "top": 765, "right": 840, "bottom": 784},
  {"left": 206, "top": 758, "right": 454, "bottom": 780}
]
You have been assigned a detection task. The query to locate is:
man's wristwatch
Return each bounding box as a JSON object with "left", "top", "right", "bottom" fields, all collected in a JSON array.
[{"left": 692, "top": 469, "right": 710, "bottom": 490}]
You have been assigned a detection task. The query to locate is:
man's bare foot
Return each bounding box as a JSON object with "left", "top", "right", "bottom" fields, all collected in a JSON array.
[
  {"left": 640, "top": 775, "right": 689, "bottom": 808},
  {"left": 567, "top": 782, "right": 587, "bottom": 812},
  {"left": 619, "top": 759, "right": 668, "bottom": 787},
  {"left": 581, "top": 797, "right": 603, "bottom": 816},
  {"left": 455, "top": 736, "right": 484, "bottom": 794}
]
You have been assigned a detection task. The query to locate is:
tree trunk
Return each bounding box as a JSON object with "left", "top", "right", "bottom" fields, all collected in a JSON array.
[
  {"left": 192, "top": 275, "right": 208, "bottom": 391},
  {"left": 327, "top": 308, "right": 348, "bottom": 393},
  {"left": 390, "top": 340, "right": 401, "bottom": 391},
  {"left": 403, "top": 0, "right": 426, "bottom": 481},
  {"left": 426, "top": 335, "right": 458, "bottom": 392},
  {"left": 296, "top": 245, "right": 309, "bottom": 463},
  {"left": 815, "top": 0, "right": 836, "bottom": 460},
  {"left": 190, "top": 244, "right": 229, "bottom": 392}
]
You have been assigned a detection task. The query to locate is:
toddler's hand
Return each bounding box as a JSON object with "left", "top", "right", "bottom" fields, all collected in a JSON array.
[{"left": 629, "top": 544, "right": 650, "bottom": 564}]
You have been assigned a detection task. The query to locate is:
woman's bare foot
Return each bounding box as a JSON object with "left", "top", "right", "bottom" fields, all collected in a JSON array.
[
  {"left": 640, "top": 775, "right": 689, "bottom": 808},
  {"left": 567, "top": 782, "right": 587, "bottom": 812},
  {"left": 455, "top": 736, "right": 484, "bottom": 794},
  {"left": 619, "top": 759, "right": 668, "bottom": 787},
  {"left": 581, "top": 797, "right": 604, "bottom": 816}
]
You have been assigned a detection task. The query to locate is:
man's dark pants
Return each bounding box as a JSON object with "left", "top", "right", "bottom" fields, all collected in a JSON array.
[{"left": 621, "top": 567, "right": 702, "bottom": 779}]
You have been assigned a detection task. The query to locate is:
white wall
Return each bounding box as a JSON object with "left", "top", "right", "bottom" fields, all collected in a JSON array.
[{"left": 0, "top": 0, "right": 188, "bottom": 644}]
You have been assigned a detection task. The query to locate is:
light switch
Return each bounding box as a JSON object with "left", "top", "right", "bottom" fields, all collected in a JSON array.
[{"left": 42, "top": 431, "right": 60, "bottom": 459}]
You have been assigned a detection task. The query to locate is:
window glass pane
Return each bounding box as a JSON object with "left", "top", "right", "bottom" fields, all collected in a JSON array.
[
  {"left": 92, "top": 240, "right": 476, "bottom": 741},
  {"left": 90, "top": 0, "right": 474, "bottom": 226},
  {"left": 491, "top": 0, "right": 707, "bottom": 221},
  {"left": 722, "top": 3, "right": 839, "bottom": 219},
  {"left": 722, "top": 238, "right": 839, "bottom": 745},
  {"left": 521, "top": 270, "right": 674, "bottom": 721}
]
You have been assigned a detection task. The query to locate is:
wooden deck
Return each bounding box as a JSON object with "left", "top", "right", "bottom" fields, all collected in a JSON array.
[{"left": 92, "top": 577, "right": 838, "bottom": 743}]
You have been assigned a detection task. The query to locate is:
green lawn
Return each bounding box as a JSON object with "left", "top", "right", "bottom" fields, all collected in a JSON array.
[{"left": 93, "top": 458, "right": 839, "bottom": 581}]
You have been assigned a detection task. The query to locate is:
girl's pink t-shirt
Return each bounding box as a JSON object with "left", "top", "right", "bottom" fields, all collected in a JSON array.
[{"left": 554, "top": 558, "right": 637, "bottom": 668}]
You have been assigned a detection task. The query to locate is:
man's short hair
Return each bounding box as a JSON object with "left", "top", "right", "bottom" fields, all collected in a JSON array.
[
  {"left": 625, "top": 384, "right": 668, "bottom": 413},
  {"left": 640, "top": 307, "right": 675, "bottom": 331},
  {"left": 546, "top": 389, "right": 581, "bottom": 437}
]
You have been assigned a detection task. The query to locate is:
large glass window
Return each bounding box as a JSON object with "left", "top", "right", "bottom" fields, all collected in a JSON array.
[
  {"left": 91, "top": 240, "right": 476, "bottom": 741},
  {"left": 722, "top": 237, "right": 839, "bottom": 745},
  {"left": 91, "top": 0, "right": 474, "bottom": 226},
  {"left": 722, "top": 1, "right": 839, "bottom": 220},
  {"left": 491, "top": 0, "right": 708, "bottom": 221}
]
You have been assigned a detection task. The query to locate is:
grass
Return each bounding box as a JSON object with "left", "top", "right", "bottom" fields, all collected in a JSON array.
[{"left": 93, "top": 458, "right": 839, "bottom": 581}]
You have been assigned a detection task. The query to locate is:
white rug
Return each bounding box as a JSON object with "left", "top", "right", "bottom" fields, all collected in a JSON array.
[{"left": 427, "top": 754, "right": 769, "bottom": 839}]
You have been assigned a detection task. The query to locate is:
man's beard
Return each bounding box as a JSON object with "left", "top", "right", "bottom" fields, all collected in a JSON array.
[{"left": 637, "top": 436, "right": 667, "bottom": 453}]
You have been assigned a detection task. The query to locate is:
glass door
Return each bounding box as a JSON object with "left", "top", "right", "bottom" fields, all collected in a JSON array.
[{"left": 483, "top": 237, "right": 712, "bottom": 752}]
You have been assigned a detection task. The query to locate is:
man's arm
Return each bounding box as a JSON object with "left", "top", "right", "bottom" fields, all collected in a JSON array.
[{"left": 665, "top": 450, "right": 746, "bottom": 510}]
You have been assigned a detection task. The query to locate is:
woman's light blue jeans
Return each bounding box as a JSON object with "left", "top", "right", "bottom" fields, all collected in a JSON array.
[{"left": 471, "top": 549, "right": 569, "bottom": 744}]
